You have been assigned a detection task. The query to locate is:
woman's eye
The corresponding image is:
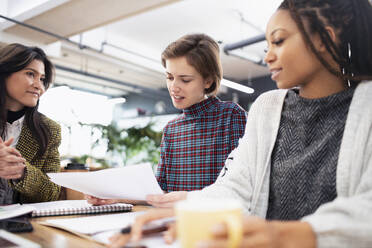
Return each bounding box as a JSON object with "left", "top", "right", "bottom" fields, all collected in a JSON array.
[
  {"left": 166, "top": 77, "right": 173, "bottom": 81},
  {"left": 272, "top": 39, "right": 284, "bottom": 45},
  {"left": 182, "top": 80, "right": 191, "bottom": 83},
  {"left": 26, "top": 71, "right": 35, "bottom": 77}
]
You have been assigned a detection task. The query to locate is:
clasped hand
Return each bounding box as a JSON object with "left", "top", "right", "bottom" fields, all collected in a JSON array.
[{"left": 0, "top": 137, "right": 26, "bottom": 179}]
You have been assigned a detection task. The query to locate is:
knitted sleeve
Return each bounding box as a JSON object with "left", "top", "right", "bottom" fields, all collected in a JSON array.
[{"left": 302, "top": 81, "right": 372, "bottom": 248}]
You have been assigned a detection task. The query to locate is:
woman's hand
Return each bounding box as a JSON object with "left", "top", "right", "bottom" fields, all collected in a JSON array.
[
  {"left": 84, "top": 194, "right": 147, "bottom": 206},
  {"left": 146, "top": 191, "right": 188, "bottom": 208},
  {"left": 196, "top": 217, "right": 316, "bottom": 248},
  {"left": 0, "top": 137, "right": 26, "bottom": 179},
  {"left": 109, "top": 208, "right": 175, "bottom": 248},
  {"left": 84, "top": 195, "right": 119, "bottom": 205}
]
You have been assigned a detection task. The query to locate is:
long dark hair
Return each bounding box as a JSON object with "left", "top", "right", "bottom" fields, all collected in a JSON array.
[
  {"left": 0, "top": 43, "right": 54, "bottom": 156},
  {"left": 279, "top": 0, "right": 372, "bottom": 85}
]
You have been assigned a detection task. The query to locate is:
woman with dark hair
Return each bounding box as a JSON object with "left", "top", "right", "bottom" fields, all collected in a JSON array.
[
  {"left": 0, "top": 43, "right": 61, "bottom": 204},
  {"left": 108, "top": 0, "right": 372, "bottom": 247}
]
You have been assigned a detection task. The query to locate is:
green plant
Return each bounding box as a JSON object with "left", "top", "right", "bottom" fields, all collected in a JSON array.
[
  {"left": 88, "top": 121, "right": 162, "bottom": 168},
  {"left": 62, "top": 154, "right": 111, "bottom": 169},
  {"left": 69, "top": 154, "right": 89, "bottom": 164}
]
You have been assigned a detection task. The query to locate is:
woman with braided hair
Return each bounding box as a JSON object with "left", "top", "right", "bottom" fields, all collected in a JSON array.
[
  {"left": 0, "top": 43, "right": 61, "bottom": 204},
  {"left": 107, "top": 0, "right": 372, "bottom": 247}
]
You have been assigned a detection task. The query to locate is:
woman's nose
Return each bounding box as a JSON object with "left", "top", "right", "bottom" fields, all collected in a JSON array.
[
  {"left": 33, "top": 78, "right": 45, "bottom": 91},
  {"left": 170, "top": 80, "right": 180, "bottom": 91},
  {"left": 264, "top": 48, "right": 275, "bottom": 65}
]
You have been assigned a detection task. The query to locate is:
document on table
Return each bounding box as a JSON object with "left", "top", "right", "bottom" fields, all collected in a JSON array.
[
  {"left": 40, "top": 211, "right": 179, "bottom": 247},
  {"left": 92, "top": 229, "right": 180, "bottom": 247},
  {"left": 48, "top": 163, "right": 163, "bottom": 200},
  {"left": 40, "top": 211, "right": 143, "bottom": 234}
]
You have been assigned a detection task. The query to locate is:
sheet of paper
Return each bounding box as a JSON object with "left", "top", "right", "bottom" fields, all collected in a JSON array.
[
  {"left": 41, "top": 211, "right": 179, "bottom": 247},
  {"left": 47, "top": 163, "right": 163, "bottom": 200},
  {"left": 92, "top": 229, "right": 180, "bottom": 247},
  {"left": 0, "top": 204, "right": 35, "bottom": 220},
  {"left": 41, "top": 211, "right": 143, "bottom": 234}
]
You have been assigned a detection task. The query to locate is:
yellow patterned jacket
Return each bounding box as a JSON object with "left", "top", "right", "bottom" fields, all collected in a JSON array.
[{"left": 9, "top": 115, "right": 61, "bottom": 203}]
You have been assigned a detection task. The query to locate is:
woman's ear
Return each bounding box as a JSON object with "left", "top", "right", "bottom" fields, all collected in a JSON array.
[
  {"left": 325, "top": 26, "right": 337, "bottom": 43},
  {"left": 316, "top": 26, "right": 337, "bottom": 53},
  {"left": 204, "top": 77, "right": 213, "bottom": 89}
]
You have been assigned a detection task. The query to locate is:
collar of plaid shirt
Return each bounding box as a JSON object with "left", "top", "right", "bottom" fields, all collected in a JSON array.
[{"left": 183, "top": 96, "right": 218, "bottom": 118}]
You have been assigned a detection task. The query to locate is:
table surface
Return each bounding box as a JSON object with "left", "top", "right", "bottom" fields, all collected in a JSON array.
[{"left": 17, "top": 205, "right": 151, "bottom": 248}]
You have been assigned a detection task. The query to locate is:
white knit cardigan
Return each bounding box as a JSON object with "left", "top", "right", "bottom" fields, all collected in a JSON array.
[{"left": 188, "top": 81, "right": 372, "bottom": 248}]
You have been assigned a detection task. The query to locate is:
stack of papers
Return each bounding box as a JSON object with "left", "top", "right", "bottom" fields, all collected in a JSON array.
[
  {"left": 40, "top": 212, "right": 179, "bottom": 247},
  {"left": 92, "top": 229, "right": 180, "bottom": 247}
]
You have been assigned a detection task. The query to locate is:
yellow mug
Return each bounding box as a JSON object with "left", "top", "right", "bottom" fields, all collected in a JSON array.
[{"left": 175, "top": 199, "right": 243, "bottom": 248}]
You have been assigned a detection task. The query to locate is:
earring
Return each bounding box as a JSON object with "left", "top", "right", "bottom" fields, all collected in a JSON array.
[{"left": 346, "top": 42, "right": 352, "bottom": 87}]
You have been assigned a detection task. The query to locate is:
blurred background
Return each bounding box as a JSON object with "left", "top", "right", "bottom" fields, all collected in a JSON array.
[{"left": 0, "top": 0, "right": 281, "bottom": 168}]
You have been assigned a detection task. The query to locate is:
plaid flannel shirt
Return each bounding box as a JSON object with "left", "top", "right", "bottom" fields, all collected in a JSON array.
[{"left": 156, "top": 96, "right": 247, "bottom": 192}]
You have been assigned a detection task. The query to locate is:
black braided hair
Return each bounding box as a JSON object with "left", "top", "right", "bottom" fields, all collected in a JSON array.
[{"left": 279, "top": 0, "right": 372, "bottom": 85}]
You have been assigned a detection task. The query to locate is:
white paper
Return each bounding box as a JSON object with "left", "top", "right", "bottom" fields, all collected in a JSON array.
[
  {"left": 0, "top": 204, "right": 35, "bottom": 220},
  {"left": 41, "top": 211, "right": 143, "bottom": 234},
  {"left": 92, "top": 229, "right": 180, "bottom": 247},
  {"left": 47, "top": 163, "right": 163, "bottom": 200},
  {"left": 41, "top": 211, "right": 179, "bottom": 247},
  {"left": 40, "top": 211, "right": 179, "bottom": 247}
]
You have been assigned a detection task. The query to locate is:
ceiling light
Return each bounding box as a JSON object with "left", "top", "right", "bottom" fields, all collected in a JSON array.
[
  {"left": 221, "top": 79, "right": 254, "bottom": 94},
  {"left": 108, "top": 97, "right": 126, "bottom": 104}
]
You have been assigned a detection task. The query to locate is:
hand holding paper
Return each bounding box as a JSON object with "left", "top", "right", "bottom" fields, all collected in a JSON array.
[{"left": 48, "top": 163, "right": 163, "bottom": 201}]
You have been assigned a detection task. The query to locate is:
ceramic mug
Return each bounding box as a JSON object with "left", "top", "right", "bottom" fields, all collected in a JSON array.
[{"left": 175, "top": 199, "right": 243, "bottom": 248}]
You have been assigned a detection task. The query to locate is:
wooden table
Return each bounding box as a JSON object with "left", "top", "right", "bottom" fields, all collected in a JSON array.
[{"left": 17, "top": 205, "right": 151, "bottom": 248}]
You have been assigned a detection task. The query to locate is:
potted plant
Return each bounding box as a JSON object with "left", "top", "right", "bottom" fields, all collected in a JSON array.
[{"left": 88, "top": 121, "right": 162, "bottom": 169}]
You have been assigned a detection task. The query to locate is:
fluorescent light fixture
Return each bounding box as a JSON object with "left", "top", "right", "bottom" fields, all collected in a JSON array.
[
  {"left": 221, "top": 79, "right": 254, "bottom": 94},
  {"left": 108, "top": 97, "right": 126, "bottom": 104}
]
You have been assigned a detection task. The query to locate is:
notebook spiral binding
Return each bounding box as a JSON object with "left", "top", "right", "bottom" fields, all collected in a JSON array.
[{"left": 32, "top": 204, "right": 132, "bottom": 217}]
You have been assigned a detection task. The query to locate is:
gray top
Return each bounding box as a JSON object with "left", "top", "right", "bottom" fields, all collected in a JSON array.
[
  {"left": 267, "top": 88, "right": 354, "bottom": 220},
  {"left": 189, "top": 81, "right": 372, "bottom": 248}
]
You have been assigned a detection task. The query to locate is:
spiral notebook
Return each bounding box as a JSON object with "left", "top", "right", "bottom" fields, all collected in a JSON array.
[{"left": 24, "top": 200, "right": 132, "bottom": 217}]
